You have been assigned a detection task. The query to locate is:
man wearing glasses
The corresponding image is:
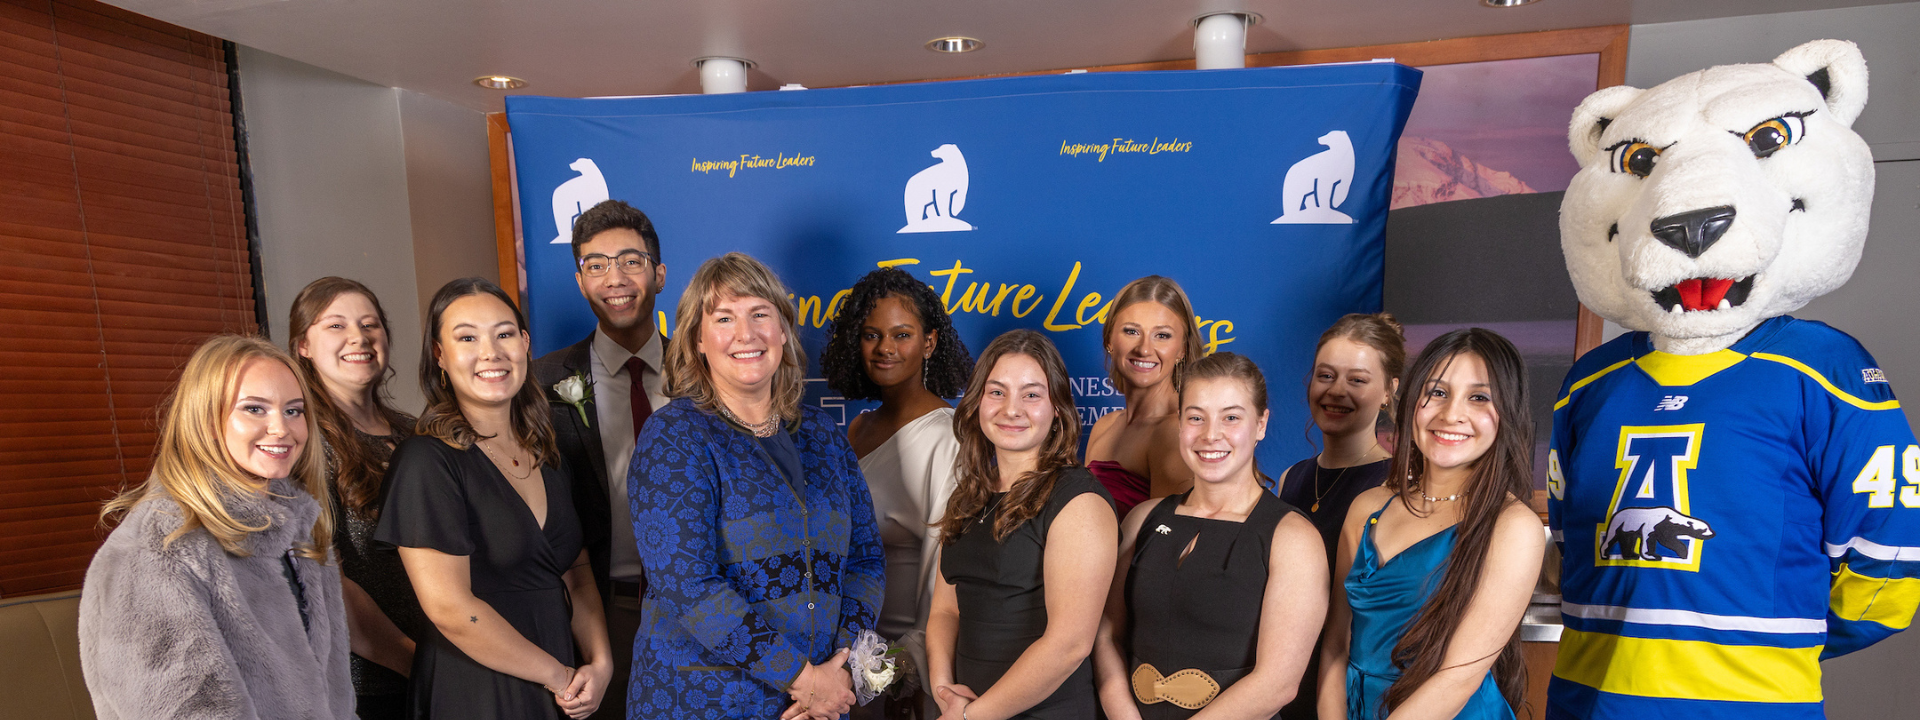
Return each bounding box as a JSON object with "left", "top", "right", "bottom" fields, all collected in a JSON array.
[{"left": 532, "top": 199, "right": 668, "bottom": 720}]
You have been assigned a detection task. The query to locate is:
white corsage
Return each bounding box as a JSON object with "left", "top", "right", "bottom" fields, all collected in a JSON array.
[
  {"left": 845, "top": 629, "right": 903, "bottom": 705},
  {"left": 552, "top": 371, "right": 594, "bottom": 427}
]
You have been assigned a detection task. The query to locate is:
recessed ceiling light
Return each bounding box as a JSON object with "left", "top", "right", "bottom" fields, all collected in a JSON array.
[
  {"left": 926, "top": 36, "right": 983, "bottom": 54},
  {"left": 474, "top": 75, "right": 526, "bottom": 90},
  {"left": 1482, "top": 0, "right": 1541, "bottom": 6}
]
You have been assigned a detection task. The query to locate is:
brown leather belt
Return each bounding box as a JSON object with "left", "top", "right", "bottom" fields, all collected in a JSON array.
[{"left": 1131, "top": 663, "right": 1221, "bottom": 710}]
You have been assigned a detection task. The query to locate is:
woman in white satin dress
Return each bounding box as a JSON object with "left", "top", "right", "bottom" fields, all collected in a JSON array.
[{"left": 823, "top": 267, "right": 976, "bottom": 719}]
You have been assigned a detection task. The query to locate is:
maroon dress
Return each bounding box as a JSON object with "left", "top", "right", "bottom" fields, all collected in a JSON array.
[{"left": 1088, "top": 460, "right": 1150, "bottom": 519}]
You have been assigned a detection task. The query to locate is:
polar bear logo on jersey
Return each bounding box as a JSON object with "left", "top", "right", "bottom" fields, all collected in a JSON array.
[
  {"left": 1272, "top": 130, "right": 1355, "bottom": 225},
  {"left": 898, "top": 144, "right": 973, "bottom": 234},
  {"left": 1559, "top": 40, "right": 1873, "bottom": 355},
  {"left": 1601, "top": 506, "right": 1715, "bottom": 561},
  {"left": 550, "top": 158, "right": 610, "bottom": 244}
]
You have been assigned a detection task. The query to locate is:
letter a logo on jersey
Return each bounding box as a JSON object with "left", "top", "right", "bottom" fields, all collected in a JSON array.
[{"left": 1596, "top": 424, "right": 1715, "bottom": 571}]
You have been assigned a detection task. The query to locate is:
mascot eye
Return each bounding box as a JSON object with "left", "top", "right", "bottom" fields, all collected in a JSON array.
[
  {"left": 1609, "top": 141, "right": 1661, "bottom": 178},
  {"left": 1740, "top": 114, "right": 1807, "bottom": 158}
]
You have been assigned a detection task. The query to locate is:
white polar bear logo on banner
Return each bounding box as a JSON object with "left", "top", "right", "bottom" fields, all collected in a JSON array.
[
  {"left": 898, "top": 144, "right": 973, "bottom": 234},
  {"left": 1272, "top": 130, "right": 1356, "bottom": 225},
  {"left": 549, "top": 158, "right": 610, "bottom": 244}
]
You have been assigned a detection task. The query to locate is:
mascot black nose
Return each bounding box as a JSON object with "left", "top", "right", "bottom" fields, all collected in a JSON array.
[{"left": 1650, "top": 206, "right": 1737, "bottom": 258}]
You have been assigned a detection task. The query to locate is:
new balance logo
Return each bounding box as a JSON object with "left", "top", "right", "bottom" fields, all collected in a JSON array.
[{"left": 1654, "top": 395, "right": 1689, "bottom": 411}]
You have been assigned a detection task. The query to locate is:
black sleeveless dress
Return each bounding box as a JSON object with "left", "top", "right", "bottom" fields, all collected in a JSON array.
[
  {"left": 1125, "top": 490, "right": 1298, "bottom": 719},
  {"left": 942, "top": 467, "right": 1112, "bottom": 719}
]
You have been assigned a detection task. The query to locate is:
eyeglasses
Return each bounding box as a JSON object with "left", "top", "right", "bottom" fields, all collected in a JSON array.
[{"left": 579, "top": 250, "right": 654, "bottom": 277}]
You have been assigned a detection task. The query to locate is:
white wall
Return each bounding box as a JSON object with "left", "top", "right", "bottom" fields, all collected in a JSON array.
[
  {"left": 1625, "top": 4, "right": 1920, "bottom": 718},
  {"left": 236, "top": 46, "right": 498, "bottom": 415},
  {"left": 237, "top": 45, "right": 427, "bottom": 412},
  {"left": 398, "top": 90, "right": 499, "bottom": 322}
]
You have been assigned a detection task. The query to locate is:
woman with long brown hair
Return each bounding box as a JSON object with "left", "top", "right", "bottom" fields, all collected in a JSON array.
[
  {"left": 926, "top": 329, "right": 1118, "bottom": 720},
  {"left": 375, "top": 278, "right": 611, "bottom": 719},
  {"left": 1317, "top": 329, "right": 1543, "bottom": 720},
  {"left": 1084, "top": 276, "right": 1205, "bottom": 518},
  {"left": 290, "top": 276, "right": 423, "bottom": 719}
]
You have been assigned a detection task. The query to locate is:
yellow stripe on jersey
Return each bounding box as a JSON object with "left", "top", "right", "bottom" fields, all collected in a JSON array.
[
  {"left": 1555, "top": 357, "right": 1636, "bottom": 411},
  {"left": 1553, "top": 629, "right": 1821, "bottom": 703},
  {"left": 1752, "top": 353, "right": 1902, "bottom": 411},
  {"left": 1831, "top": 564, "right": 1920, "bottom": 630},
  {"left": 1635, "top": 349, "right": 1747, "bottom": 386}
]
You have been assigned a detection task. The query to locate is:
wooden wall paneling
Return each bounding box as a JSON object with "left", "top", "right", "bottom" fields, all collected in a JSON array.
[{"left": 488, "top": 111, "right": 523, "bottom": 303}]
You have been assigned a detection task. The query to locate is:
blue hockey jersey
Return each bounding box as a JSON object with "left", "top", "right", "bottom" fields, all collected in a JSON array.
[{"left": 1546, "top": 316, "right": 1920, "bottom": 720}]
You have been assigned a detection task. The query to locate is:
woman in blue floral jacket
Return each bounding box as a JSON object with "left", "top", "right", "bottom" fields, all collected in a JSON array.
[{"left": 627, "top": 252, "right": 885, "bottom": 720}]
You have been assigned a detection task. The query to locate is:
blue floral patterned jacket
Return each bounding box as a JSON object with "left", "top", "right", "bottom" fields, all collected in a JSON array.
[{"left": 626, "top": 397, "right": 885, "bottom": 719}]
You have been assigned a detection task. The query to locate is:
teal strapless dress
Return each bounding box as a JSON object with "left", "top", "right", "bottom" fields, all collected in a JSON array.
[{"left": 1344, "top": 500, "right": 1512, "bottom": 720}]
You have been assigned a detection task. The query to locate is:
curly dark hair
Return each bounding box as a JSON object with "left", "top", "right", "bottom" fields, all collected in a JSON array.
[{"left": 822, "top": 267, "right": 973, "bottom": 400}]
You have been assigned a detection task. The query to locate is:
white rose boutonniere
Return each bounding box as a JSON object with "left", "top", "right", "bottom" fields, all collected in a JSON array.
[
  {"left": 845, "top": 629, "right": 905, "bottom": 706},
  {"left": 552, "top": 371, "right": 594, "bottom": 427}
]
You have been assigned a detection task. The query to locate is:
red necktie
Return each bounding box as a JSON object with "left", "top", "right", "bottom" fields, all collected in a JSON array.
[{"left": 625, "top": 356, "right": 653, "bottom": 437}]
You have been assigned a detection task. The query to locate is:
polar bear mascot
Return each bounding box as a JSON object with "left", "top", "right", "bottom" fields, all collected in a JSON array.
[{"left": 1546, "top": 40, "right": 1920, "bottom": 720}]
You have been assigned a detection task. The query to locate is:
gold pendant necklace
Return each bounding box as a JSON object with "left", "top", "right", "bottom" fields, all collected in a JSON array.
[
  {"left": 1311, "top": 465, "right": 1352, "bottom": 513},
  {"left": 1310, "top": 446, "right": 1382, "bottom": 513},
  {"left": 478, "top": 439, "right": 534, "bottom": 480}
]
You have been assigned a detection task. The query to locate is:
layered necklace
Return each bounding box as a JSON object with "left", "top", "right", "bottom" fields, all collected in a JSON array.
[
  {"left": 718, "top": 402, "right": 782, "bottom": 438},
  {"left": 477, "top": 437, "right": 535, "bottom": 480}
]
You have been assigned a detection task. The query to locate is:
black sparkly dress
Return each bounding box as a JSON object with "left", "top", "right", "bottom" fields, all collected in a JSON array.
[{"left": 328, "top": 418, "right": 427, "bottom": 719}]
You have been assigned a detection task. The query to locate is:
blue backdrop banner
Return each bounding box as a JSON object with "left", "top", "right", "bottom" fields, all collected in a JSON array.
[{"left": 506, "top": 63, "right": 1419, "bottom": 471}]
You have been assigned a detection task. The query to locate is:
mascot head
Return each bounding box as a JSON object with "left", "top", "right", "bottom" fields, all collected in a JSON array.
[{"left": 1560, "top": 39, "right": 1874, "bottom": 354}]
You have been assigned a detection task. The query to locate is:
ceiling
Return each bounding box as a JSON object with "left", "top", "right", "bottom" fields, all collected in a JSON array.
[{"left": 103, "top": 0, "right": 1909, "bottom": 111}]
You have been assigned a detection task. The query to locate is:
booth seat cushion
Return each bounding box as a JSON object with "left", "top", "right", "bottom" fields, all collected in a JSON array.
[{"left": 0, "top": 590, "right": 94, "bottom": 720}]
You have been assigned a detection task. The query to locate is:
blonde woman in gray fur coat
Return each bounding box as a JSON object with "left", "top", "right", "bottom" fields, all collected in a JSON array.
[{"left": 80, "top": 335, "right": 353, "bottom": 719}]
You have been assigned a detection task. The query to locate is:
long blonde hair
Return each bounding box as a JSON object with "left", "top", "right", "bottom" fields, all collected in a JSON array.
[
  {"left": 101, "top": 335, "right": 332, "bottom": 560},
  {"left": 663, "top": 252, "right": 807, "bottom": 422}
]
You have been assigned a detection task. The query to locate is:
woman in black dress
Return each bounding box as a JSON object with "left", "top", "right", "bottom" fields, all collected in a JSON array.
[
  {"left": 926, "top": 330, "right": 1118, "bottom": 720},
  {"left": 1271, "top": 314, "right": 1404, "bottom": 719},
  {"left": 290, "top": 276, "right": 423, "bottom": 719},
  {"left": 376, "top": 278, "right": 612, "bottom": 719},
  {"left": 1093, "top": 352, "right": 1328, "bottom": 720}
]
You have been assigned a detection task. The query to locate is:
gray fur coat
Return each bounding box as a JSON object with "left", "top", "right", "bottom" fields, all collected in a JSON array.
[{"left": 80, "top": 478, "right": 353, "bottom": 719}]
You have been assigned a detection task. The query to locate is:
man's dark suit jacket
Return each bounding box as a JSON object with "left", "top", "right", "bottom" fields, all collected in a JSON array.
[{"left": 532, "top": 334, "right": 621, "bottom": 601}]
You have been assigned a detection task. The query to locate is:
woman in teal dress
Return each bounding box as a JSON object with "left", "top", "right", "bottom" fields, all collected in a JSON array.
[{"left": 1317, "top": 329, "right": 1544, "bottom": 720}]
